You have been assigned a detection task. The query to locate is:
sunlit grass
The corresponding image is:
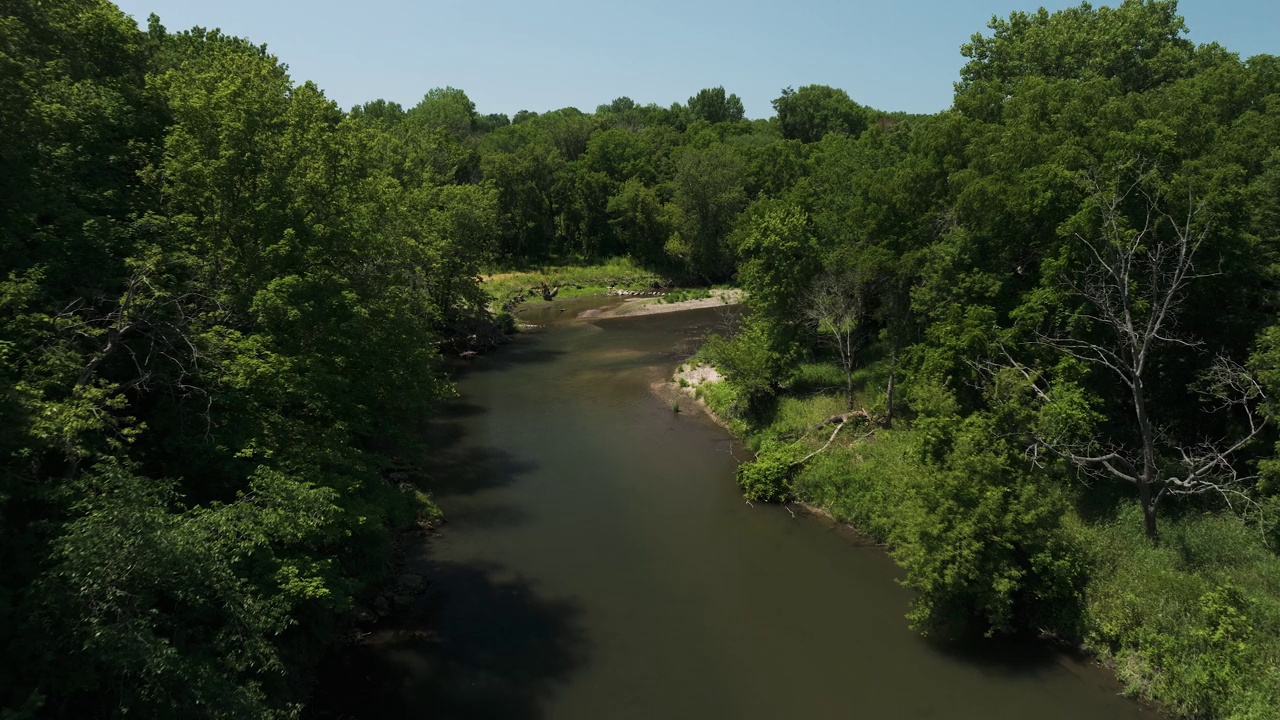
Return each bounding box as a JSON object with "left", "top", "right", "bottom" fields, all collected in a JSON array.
[
  {"left": 482, "top": 257, "right": 664, "bottom": 309},
  {"left": 659, "top": 288, "right": 712, "bottom": 304},
  {"left": 1078, "top": 505, "right": 1280, "bottom": 718}
]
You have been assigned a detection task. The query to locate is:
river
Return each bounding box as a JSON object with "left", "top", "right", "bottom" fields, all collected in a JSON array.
[{"left": 316, "top": 296, "right": 1155, "bottom": 719}]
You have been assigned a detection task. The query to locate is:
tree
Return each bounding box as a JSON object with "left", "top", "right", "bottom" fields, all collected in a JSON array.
[
  {"left": 958, "top": 0, "right": 1195, "bottom": 97},
  {"left": 408, "top": 86, "right": 477, "bottom": 138},
  {"left": 607, "top": 179, "right": 666, "bottom": 261},
  {"left": 670, "top": 145, "right": 746, "bottom": 279},
  {"left": 802, "top": 270, "right": 867, "bottom": 408},
  {"left": 772, "top": 85, "right": 868, "bottom": 143},
  {"left": 687, "top": 86, "right": 745, "bottom": 125},
  {"left": 1014, "top": 167, "right": 1267, "bottom": 543}
]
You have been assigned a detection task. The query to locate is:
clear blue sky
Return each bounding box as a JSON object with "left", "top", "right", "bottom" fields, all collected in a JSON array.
[{"left": 111, "top": 0, "right": 1279, "bottom": 119}]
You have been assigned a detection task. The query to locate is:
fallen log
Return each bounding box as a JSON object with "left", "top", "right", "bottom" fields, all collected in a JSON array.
[
  {"left": 809, "top": 410, "right": 874, "bottom": 431},
  {"left": 781, "top": 408, "right": 881, "bottom": 465}
]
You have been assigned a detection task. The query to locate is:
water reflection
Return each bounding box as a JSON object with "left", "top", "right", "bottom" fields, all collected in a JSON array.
[{"left": 313, "top": 298, "right": 1155, "bottom": 720}]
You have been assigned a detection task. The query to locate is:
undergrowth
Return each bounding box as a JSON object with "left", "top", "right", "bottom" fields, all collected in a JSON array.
[
  {"left": 482, "top": 257, "right": 664, "bottom": 310},
  {"left": 688, "top": 350, "right": 1280, "bottom": 718},
  {"left": 660, "top": 288, "right": 713, "bottom": 304}
]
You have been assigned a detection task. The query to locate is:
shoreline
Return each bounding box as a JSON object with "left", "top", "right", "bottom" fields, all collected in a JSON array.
[
  {"left": 579, "top": 288, "right": 744, "bottom": 319},
  {"left": 654, "top": 358, "right": 1163, "bottom": 718},
  {"left": 657, "top": 362, "right": 883, "bottom": 541}
]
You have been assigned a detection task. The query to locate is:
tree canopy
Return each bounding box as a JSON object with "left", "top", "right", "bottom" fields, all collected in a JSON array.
[{"left": 4, "top": 0, "right": 1280, "bottom": 717}]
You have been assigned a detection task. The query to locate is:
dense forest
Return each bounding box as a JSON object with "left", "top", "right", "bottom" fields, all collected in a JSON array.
[{"left": 2, "top": 0, "right": 1279, "bottom": 717}]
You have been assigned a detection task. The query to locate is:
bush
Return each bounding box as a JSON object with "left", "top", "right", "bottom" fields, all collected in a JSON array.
[
  {"left": 660, "top": 288, "right": 713, "bottom": 304},
  {"left": 889, "top": 415, "right": 1084, "bottom": 637},
  {"left": 702, "top": 318, "right": 791, "bottom": 417},
  {"left": 737, "top": 441, "right": 804, "bottom": 501},
  {"left": 1081, "top": 505, "right": 1280, "bottom": 718}
]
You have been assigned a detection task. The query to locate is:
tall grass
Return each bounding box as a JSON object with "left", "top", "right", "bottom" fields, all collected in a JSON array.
[
  {"left": 483, "top": 257, "right": 664, "bottom": 309},
  {"left": 1079, "top": 505, "right": 1280, "bottom": 718},
  {"left": 659, "top": 288, "right": 712, "bottom": 304}
]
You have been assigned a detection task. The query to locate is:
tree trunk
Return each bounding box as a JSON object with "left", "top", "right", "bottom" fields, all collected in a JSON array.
[
  {"left": 1133, "top": 378, "right": 1160, "bottom": 544},
  {"left": 885, "top": 347, "right": 897, "bottom": 428},
  {"left": 845, "top": 366, "right": 854, "bottom": 410},
  {"left": 1138, "top": 470, "right": 1159, "bottom": 543}
]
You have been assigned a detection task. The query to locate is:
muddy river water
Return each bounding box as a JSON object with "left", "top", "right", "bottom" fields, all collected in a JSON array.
[{"left": 318, "top": 297, "right": 1155, "bottom": 719}]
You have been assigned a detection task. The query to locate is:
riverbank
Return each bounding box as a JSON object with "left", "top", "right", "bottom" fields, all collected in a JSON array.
[
  {"left": 581, "top": 288, "right": 744, "bottom": 319},
  {"left": 315, "top": 299, "right": 1157, "bottom": 719},
  {"left": 481, "top": 257, "right": 669, "bottom": 315},
  {"left": 669, "top": 350, "right": 1280, "bottom": 719}
]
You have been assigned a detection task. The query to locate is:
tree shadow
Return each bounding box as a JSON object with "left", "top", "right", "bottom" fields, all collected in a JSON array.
[
  {"left": 1073, "top": 480, "right": 1138, "bottom": 524},
  {"left": 308, "top": 560, "right": 588, "bottom": 719},
  {"left": 923, "top": 632, "right": 1074, "bottom": 678},
  {"left": 450, "top": 337, "right": 568, "bottom": 376},
  {"left": 430, "top": 441, "right": 518, "bottom": 487}
]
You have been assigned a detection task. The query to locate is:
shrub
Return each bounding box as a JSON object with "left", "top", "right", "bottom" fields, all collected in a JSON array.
[
  {"left": 737, "top": 441, "right": 804, "bottom": 501},
  {"left": 1081, "top": 506, "right": 1280, "bottom": 718},
  {"left": 890, "top": 417, "right": 1085, "bottom": 637},
  {"left": 660, "top": 288, "right": 713, "bottom": 304}
]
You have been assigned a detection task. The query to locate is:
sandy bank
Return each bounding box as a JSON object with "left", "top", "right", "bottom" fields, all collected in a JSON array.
[{"left": 579, "top": 288, "right": 744, "bottom": 319}]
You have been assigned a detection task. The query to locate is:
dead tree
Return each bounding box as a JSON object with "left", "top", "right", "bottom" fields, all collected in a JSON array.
[
  {"left": 1022, "top": 166, "right": 1265, "bottom": 543},
  {"left": 801, "top": 271, "right": 866, "bottom": 409}
]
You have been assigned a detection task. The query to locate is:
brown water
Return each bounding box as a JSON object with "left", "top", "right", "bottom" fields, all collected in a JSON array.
[{"left": 318, "top": 298, "right": 1155, "bottom": 719}]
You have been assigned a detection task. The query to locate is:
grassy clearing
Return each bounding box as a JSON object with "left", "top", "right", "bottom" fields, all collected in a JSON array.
[
  {"left": 792, "top": 431, "right": 920, "bottom": 541},
  {"left": 482, "top": 257, "right": 665, "bottom": 311}
]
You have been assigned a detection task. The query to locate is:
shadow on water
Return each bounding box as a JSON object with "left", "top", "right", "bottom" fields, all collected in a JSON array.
[
  {"left": 926, "top": 632, "right": 1084, "bottom": 678},
  {"left": 447, "top": 337, "right": 567, "bottom": 376},
  {"left": 310, "top": 355, "right": 585, "bottom": 719},
  {"left": 423, "top": 441, "right": 537, "bottom": 499},
  {"left": 310, "top": 560, "right": 588, "bottom": 720},
  {"left": 418, "top": 397, "right": 534, "bottom": 501}
]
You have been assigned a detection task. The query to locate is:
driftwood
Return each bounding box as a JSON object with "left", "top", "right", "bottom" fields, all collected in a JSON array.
[
  {"left": 788, "top": 409, "right": 880, "bottom": 466},
  {"left": 777, "top": 410, "right": 877, "bottom": 441},
  {"left": 809, "top": 410, "right": 874, "bottom": 431}
]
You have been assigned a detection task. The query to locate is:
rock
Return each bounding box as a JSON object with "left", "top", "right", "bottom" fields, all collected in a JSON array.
[
  {"left": 353, "top": 605, "right": 377, "bottom": 625},
  {"left": 397, "top": 573, "right": 427, "bottom": 592},
  {"left": 373, "top": 596, "right": 390, "bottom": 617}
]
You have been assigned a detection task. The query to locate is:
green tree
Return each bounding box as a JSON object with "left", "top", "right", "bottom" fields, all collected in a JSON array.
[
  {"left": 772, "top": 85, "right": 868, "bottom": 143},
  {"left": 670, "top": 145, "right": 746, "bottom": 279},
  {"left": 687, "top": 86, "right": 745, "bottom": 125},
  {"left": 607, "top": 179, "right": 667, "bottom": 261}
]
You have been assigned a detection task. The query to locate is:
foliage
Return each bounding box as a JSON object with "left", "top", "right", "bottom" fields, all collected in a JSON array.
[
  {"left": 7, "top": 0, "right": 1280, "bottom": 716},
  {"left": 736, "top": 441, "right": 803, "bottom": 502},
  {"left": 772, "top": 84, "right": 869, "bottom": 143},
  {"left": 1081, "top": 505, "right": 1280, "bottom": 719},
  {"left": 659, "top": 288, "right": 712, "bottom": 304},
  {"left": 0, "top": 3, "right": 494, "bottom": 716},
  {"left": 702, "top": 317, "right": 792, "bottom": 417},
  {"left": 687, "top": 86, "right": 745, "bottom": 125},
  {"left": 889, "top": 414, "right": 1084, "bottom": 637}
]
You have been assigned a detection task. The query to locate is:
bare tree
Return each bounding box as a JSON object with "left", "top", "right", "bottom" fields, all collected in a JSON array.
[
  {"left": 1017, "top": 166, "right": 1266, "bottom": 543},
  {"left": 801, "top": 270, "right": 866, "bottom": 408},
  {"left": 55, "top": 266, "right": 213, "bottom": 476}
]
